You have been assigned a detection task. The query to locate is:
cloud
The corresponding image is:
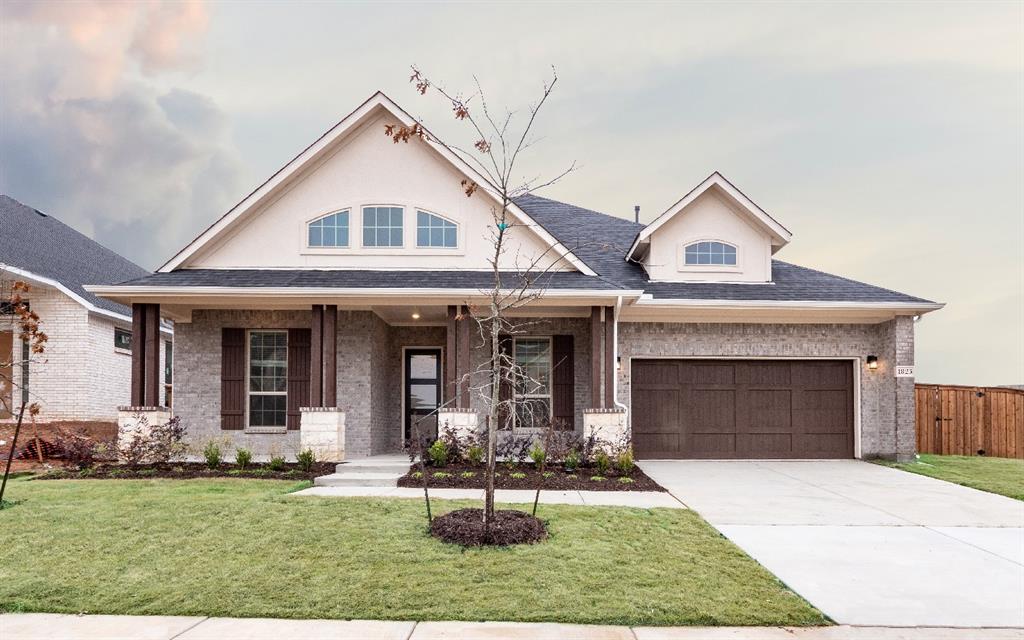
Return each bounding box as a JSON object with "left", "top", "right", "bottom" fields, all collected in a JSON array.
[{"left": 0, "top": 0, "right": 243, "bottom": 268}]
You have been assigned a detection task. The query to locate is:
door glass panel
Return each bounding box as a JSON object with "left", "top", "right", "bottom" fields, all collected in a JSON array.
[
  {"left": 409, "top": 384, "right": 437, "bottom": 410},
  {"left": 409, "top": 354, "right": 437, "bottom": 379}
]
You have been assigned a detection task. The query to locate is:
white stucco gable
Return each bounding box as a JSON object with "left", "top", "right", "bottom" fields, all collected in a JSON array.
[
  {"left": 163, "top": 92, "right": 593, "bottom": 275},
  {"left": 627, "top": 172, "right": 792, "bottom": 283}
]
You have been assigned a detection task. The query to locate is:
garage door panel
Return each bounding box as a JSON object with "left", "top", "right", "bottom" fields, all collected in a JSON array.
[{"left": 632, "top": 359, "right": 853, "bottom": 460}]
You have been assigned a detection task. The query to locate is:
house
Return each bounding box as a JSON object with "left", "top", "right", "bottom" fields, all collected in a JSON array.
[
  {"left": 88, "top": 92, "right": 942, "bottom": 463},
  {"left": 0, "top": 195, "right": 172, "bottom": 433}
]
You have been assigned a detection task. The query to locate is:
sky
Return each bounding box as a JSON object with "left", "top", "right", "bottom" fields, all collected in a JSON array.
[{"left": 0, "top": 1, "right": 1021, "bottom": 386}]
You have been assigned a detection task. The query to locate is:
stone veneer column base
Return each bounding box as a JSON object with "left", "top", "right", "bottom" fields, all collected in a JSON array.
[
  {"left": 438, "top": 409, "right": 480, "bottom": 442},
  {"left": 117, "top": 406, "right": 172, "bottom": 461},
  {"left": 300, "top": 407, "right": 346, "bottom": 462},
  {"left": 583, "top": 408, "right": 628, "bottom": 447}
]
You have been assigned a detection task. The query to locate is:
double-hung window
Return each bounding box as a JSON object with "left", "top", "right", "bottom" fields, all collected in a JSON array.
[
  {"left": 512, "top": 337, "right": 552, "bottom": 428},
  {"left": 248, "top": 331, "right": 287, "bottom": 428},
  {"left": 362, "top": 206, "right": 404, "bottom": 247}
]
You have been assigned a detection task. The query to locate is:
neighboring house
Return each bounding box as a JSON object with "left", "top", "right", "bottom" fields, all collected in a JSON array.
[
  {"left": 90, "top": 92, "right": 941, "bottom": 463},
  {"left": 0, "top": 195, "right": 172, "bottom": 429}
]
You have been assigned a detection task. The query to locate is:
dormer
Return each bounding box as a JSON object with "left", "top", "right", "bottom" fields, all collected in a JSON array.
[{"left": 627, "top": 172, "right": 791, "bottom": 283}]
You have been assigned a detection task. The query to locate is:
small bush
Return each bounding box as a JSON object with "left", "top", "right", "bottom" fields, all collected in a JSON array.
[
  {"left": 563, "top": 449, "right": 581, "bottom": 472},
  {"left": 411, "top": 471, "right": 423, "bottom": 480},
  {"left": 618, "top": 477, "right": 635, "bottom": 484},
  {"left": 227, "top": 469, "right": 244, "bottom": 476},
  {"left": 249, "top": 468, "right": 271, "bottom": 478},
  {"left": 509, "top": 471, "right": 527, "bottom": 479},
  {"left": 615, "top": 449, "right": 635, "bottom": 475},
  {"left": 56, "top": 431, "right": 98, "bottom": 469},
  {"left": 432, "top": 471, "right": 452, "bottom": 479},
  {"left": 594, "top": 450, "right": 611, "bottom": 476},
  {"left": 566, "top": 474, "right": 577, "bottom": 480},
  {"left": 428, "top": 439, "right": 449, "bottom": 467},
  {"left": 466, "top": 444, "right": 484, "bottom": 466},
  {"left": 202, "top": 441, "right": 222, "bottom": 469},
  {"left": 268, "top": 455, "right": 287, "bottom": 471},
  {"left": 542, "top": 471, "right": 554, "bottom": 478},
  {"left": 296, "top": 448, "right": 316, "bottom": 472},
  {"left": 136, "top": 468, "right": 156, "bottom": 477},
  {"left": 234, "top": 448, "right": 252, "bottom": 469},
  {"left": 460, "top": 471, "right": 476, "bottom": 479},
  {"left": 529, "top": 443, "right": 546, "bottom": 467},
  {"left": 589, "top": 475, "right": 607, "bottom": 482}
]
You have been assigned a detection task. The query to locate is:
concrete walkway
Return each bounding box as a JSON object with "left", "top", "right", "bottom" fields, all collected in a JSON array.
[
  {"left": 4, "top": 614, "right": 1023, "bottom": 640},
  {"left": 292, "top": 485, "right": 685, "bottom": 509},
  {"left": 639, "top": 459, "right": 1024, "bottom": 628}
]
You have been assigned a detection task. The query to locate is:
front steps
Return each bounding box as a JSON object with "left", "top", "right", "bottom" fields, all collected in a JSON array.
[{"left": 313, "top": 454, "right": 411, "bottom": 487}]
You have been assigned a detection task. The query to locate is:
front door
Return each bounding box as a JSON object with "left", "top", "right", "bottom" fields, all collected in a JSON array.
[{"left": 405, "top": 348, "right": 442, "bottom": 443}]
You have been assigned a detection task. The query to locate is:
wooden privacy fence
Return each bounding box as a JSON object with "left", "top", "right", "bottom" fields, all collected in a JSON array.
[{"left": 915, "top": 384, "right": 1024, "bottom": 459}]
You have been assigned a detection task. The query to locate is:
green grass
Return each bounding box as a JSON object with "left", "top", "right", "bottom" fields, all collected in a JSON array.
[
  {"left": 0, "top": 477, "right": 825, "bottom": 626},
  {"left": 879, "top": 454, "right": 1024, "bottom": 500}
]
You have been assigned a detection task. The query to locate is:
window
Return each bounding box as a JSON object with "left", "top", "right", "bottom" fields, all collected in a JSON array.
[
  {"left": 684, "top": 241, "right": 737, "bottom": 266},
  {"left": 416, "top": 210, "right": 457, "bottom": 248},
  {"left": 513, "top": 337, "right": 552, "bottom": 428},
  {"left": 362, "top": 206, "right": 404, "bottom": 247},
  {"left": 248, "top": 331, "right": 287, "bottom": 428},
  {"left": 164, "top": 340, "right": 173, "bottom": 407},
  {"left": 307, "top": 210, "right": 349, "bottom": 247},
  {"left": 114, "top": 328, "right": 132, "bottom": 351}
]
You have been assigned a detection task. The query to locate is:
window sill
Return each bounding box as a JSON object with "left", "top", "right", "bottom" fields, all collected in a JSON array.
[
  {"left": 114, "top": 348, "right": 131, "bottom": 356},
  {"left": 244, "top": 427, "right": 287, "bottom": 435}
]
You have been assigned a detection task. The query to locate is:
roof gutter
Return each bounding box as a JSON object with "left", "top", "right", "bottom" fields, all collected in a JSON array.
[{"left": 630, "top": 296, "right": 944, "bottom": 315}]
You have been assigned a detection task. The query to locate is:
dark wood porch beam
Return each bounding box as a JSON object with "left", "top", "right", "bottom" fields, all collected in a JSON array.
[
  {"left": 457, "top": 305, "right": 471, "bottom": 408},
  {"left": 323, "top": 305, "right": 337, "bottom": 407},
  {"left": 604, "top": 306, "right": 616, "bottom": 409},
  {"left": 144, "top": 304, "right": 161, "bottom": 407},
  {"left": 310, "top": 305, "right": 323, "bottom": 407},
  {"left": 445, "top": 305, "right": 457, "bottom": 405},
  {"left": 131, "top": 303, "right": 146, "bottom": 406},
  {"left": 590, "top": 306, "right": 602, "bottom": 408}
]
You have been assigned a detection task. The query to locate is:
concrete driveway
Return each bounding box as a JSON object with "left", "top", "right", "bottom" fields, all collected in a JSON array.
[{"left": 638, "top": 459, "right": 1024, "bottom": 628}]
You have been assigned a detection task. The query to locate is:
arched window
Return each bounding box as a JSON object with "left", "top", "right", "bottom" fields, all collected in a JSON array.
[
  {"left": 307, "top": 210, "right": 349, "bottom": 247},
  {"left": 416, "top": 210, "right": 457, "bottom": 248},
  {"left": 684, "top": 241, "right": 736, "bottom": 265}
]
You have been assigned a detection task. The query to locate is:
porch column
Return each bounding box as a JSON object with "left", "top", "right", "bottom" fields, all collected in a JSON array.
[
  {"left": 457, "top": 305, "right": 471, "bottom": 408},
  {"left": 310, "top": 305, "right": 323, "bottom": 407},
  {"left": 590, "top": 306, "right": 602, "bottom": 407},
  {"left": 323, "top": 304, "right": 337, "bottom": 406},
  {"left": 131, "top": 303, "right": 146, "bottom": 406},
  {"left": 604, "top": 306, "right": 615, "bottom": 409},
  {"left": 130, "top": 303, "right": 162, "bottom": 407},
  {"left": 445, "top": 306, "right": 458, "bottom": 404}
]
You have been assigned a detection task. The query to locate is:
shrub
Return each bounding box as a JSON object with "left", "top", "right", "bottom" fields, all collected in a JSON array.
[
  {"left": 268, "top": 455, "right": 287, "bottom": 471},
  {"left": 137, "top": 468, "right": 156, "bottom": 477},
  {"left": 249, "top": 468, "right": 271, "bottom": 477},
  {"left": 116, "top": 414, "right": 187, "bottom": 466},
  {"left": 594, "top": 450, "right": 611, "bottom": 476},
  {"left": 496, "top": 433, "right": 532, "bottom": 463},
  {"left": 202, "top": 441, "right": 222, "bottom": 469},
  {"left": 615, "top": 449, "right": 635, "bottom": 475},
  {"left": 432, "top": 471, "right": 452, "bottom": 479},
  {"left": 56, "top": 431, "right": 98, "bottom": 469},
  {"left": 618, "top": 477, "right": 635, "bottom": 484},
  {"left": 466, "top": 444, "right": 484, "bottom": 466},
  {"left": 589, "top": 475, "right": 606, "bottom": 482},
  {"left": 509, "top": 471, "right": 527, "bottom": 479},
  {"left": 460, "top": 471, "right": 476, "bottom": 479},
  {"left": 427, "top": 439, "right": 449, "bottom": 467},
  {"left": 566, "top": 474, "right": 577, "bottom": 480},
  {"left": 542, "top": 471, "right": 554, "bottom": 478},
  {"left": 411, "top": 471, "right": 423, "bottom": 480},
  {"left": 296, "top": 448, "right": 316, "bottom": 472},
  {"left": 563, "top": 449, "right": 581, "bottom": 472},
  {"left": 234, "top": 448, "right": 253, "bottom": 469},
  {"left": 529, "top": 443, "right": 546, "bottom": 467}
]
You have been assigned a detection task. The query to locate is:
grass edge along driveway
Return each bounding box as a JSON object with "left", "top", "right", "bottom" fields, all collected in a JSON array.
[
  {"left": 876, "top": 453, "right": 1024, "bottom": 501},
  {"left": 0, "top": 477, "right": 826, "bottom": 627}
]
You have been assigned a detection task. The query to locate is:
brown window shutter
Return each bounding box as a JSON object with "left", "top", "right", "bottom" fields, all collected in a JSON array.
[
  {"left": 497, "top": 334, "right": 513, "bottom": 430},
  {"left": 552, "top": 334, "right": 575, "bottom": 430},
  {"left": 220, "top": 328, "right": 245, "bottom": 430},
  {"left": 287, "top": 328, "right": 311, "bottom": 430}
]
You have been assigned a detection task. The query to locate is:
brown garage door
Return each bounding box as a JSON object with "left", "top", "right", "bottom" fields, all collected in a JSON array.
[{"left": 631, "top": 359, "right": 854, "bottom": 459}]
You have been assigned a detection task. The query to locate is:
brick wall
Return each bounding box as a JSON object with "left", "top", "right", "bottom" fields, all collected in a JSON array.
[{"left": 616, "top": 320, "right": 916, "bottom": 459}]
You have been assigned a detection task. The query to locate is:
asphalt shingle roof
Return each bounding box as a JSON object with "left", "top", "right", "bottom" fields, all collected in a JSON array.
[
  {"left": 0, "top": 195, "right": 149, "bottom": 316},
  {"left": 107, "top": 193, "right": 935, "bottom": 306}
]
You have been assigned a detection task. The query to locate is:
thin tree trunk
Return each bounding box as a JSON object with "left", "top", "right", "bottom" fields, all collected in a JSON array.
[
  {"left": 0, "top": 403, "right": 28, "bottom": 505},
  {"left": 411, "top": 414, "right": 432, "bottom": 525}
]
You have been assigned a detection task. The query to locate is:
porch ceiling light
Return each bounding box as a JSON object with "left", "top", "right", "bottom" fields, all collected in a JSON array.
[
  {"left": 411, "top": 312, "right": 421, "bottom": 320},
  {"left": 866, "top": 355, "right": 878, "bottom": 370}
]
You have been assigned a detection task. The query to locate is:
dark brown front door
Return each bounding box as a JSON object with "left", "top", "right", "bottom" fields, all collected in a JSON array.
[
  {"left": 631, "top": 359, "right": 854, "bottom": 459},
  {"left": 405, "top": 348, "right": 442, "bottom": 442}
]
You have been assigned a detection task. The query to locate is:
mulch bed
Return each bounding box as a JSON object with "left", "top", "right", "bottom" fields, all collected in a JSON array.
[
  {"left": 398, "top": 462, "right": 666, "bottom": 492},
  {"left": 33, "top": 461, "right": 336, "bottom": 482},
  {"left": 430, "top": 507, "right": 547, "bottom": 546}
]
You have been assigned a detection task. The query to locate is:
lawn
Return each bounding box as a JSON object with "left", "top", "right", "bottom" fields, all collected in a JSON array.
[
  {"left": 0, "top": 477, "right": 826, "bottom": 626},
  {"left": 879, "top": 454, "right": 1024, "bottom": 500}
]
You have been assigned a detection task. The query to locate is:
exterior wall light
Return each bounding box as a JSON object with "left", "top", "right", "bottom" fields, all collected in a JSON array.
[
  {"left": 616, "top": 356, "right": 622, "bottom": 370},
  {"left": 866, "top": 355, "right": 878, "bottom": 370}
]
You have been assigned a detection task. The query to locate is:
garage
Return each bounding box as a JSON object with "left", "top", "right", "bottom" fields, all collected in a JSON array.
[{"left": 631, "top": 359, "right": 854, "bottom": 459}]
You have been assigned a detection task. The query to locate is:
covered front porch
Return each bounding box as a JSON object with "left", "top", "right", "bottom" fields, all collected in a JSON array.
[{"left": 124, "top": 298, "right": 626, "bottom": 461}]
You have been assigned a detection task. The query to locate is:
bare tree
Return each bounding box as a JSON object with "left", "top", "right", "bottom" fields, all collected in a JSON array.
[
  {"left": 387, "top": 67, "right": 578, "bottom": 534},
  {"left": 0, "top": 270, "right": 48, "bottom": 506}
]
